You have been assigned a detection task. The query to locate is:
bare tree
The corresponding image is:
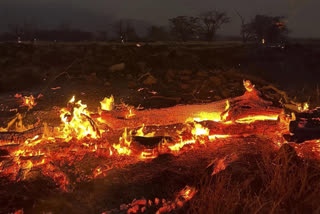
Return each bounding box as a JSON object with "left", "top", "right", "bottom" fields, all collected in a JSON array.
[
  {"left": 197, "top": 10, "right": 230, "bottom": 41},
  {"left": 112, "top": 20, "right": 139, "bottom": 42},
  {"left": 8, "top": 24, "right": 24, "bottom": 39},
  {"left": 169, "top": 16, "right": 199, "bottom": 41},
  {"left": 8, "top": 22, "right": 38, "bottom": 41},
  {"left": 235, "top": 11, "right": 254, "bottom": 43},
  {"left": 112, "top": 20, "right": 125, "bottom": 41}
]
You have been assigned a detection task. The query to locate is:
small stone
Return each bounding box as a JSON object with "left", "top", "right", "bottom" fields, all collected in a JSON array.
[
  {"left": 143, "top": 75, "right": 157, "bottom": 85},
  {"left": 180, "top": 83, "right": 190, "bottom": 90},
  {"left": 109, "top": 63, "right": 125, "bottom": 72},
  {"left": 196, "top": 71, "right": 209, "bottom": 77},
  {"left": 180, "top": 75, "right": 191, "bottom": 81},
  {"left": 209, "top": 76, "right": 222, "bottom": 86},
  {"left": 104, "top": 81, "right": 111, "bottom": 87},
  {"left": 128, "top": 81, "right": 138, "bottom": 89},
  {"left": 180, "top": 69, "right": 192, "bottom": 75}
]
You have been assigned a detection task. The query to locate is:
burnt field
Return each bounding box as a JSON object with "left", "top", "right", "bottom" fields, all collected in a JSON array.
[{"left": 1, "top": 41, "right": 320, "bottom": 214}]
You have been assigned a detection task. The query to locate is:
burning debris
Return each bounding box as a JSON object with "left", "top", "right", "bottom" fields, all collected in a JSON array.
[{"left": 0, "top": 80, "right": 319, "bottom": 213}]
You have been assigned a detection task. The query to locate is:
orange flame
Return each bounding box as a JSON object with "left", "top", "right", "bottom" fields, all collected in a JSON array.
[{"left": 60, "top": 96, "right": 100, "bottom": 141}]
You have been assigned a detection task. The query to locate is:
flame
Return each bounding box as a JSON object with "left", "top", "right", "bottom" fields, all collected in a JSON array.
[
  {"left": 135, "top": 124, "right": 155, "bottom": 137},
  {"left": 235, "top": 115, "right": 278, "bottom": 123},
  {"left": 126, "top": 107, "right": 136, "bottom": 119},
  {"left": 100, "top": 96, "right": 114, "bottom": 111},
  {"left": 112, "top": 128, "right": 132, "bottom": 155},
  {"left": 191, "top": 123, "right": 209, "bottom": 136},
  {"left": 243, "top": 80, "right": 255, "bottom": 92},
  {"left": 22, "top": 95, "right": 37, "bottom": 110},
  {"left": 60, "top": 96, "right": 100, "bottom": 141},
  {"left": 298, "top": 102, "right": 309, "bottom": 112}
]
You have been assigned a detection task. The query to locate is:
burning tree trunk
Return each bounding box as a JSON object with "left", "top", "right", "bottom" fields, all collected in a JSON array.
[{"left": 101, "top": 81, "right": 283, "bottom": 129}]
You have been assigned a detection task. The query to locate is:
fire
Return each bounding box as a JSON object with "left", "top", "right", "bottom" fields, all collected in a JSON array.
[
  {"left": 298, "top": 102, "right": 309, "bottom": 112},
  {"left": 236, "top": 115, "right": 278, "bottom": 123},
  {"left": 16, "top": 94, "right": 37, "bottom": 110},
  {"left": 100, "top": 95, "right": 114, "bottom": 111},
  {"left": 112, "top": 128, "right": 132, "bottom": 155},
  {"left": 60, "top": 96, "right": 100, "bottom": 141},
  {"left": 193, "top": 100, "right": 230, "bottom": 122},
  {"left": 193, "top": 112, "right": 222, "bottom": 122},
  {"left": 243, "top": 80, "right": 255, "bottom": 92},
  {"left": 0, "top": 80, "right": 295, "bottom": 196},
  {"left": 135, "top": 124, "right": 155, "bottom": 137},
  {"left": 126, "top": 107, "right": 136, "bottom": 119},
  {"left": 191, "top": 123, "right": 209, "bottom": 136}
]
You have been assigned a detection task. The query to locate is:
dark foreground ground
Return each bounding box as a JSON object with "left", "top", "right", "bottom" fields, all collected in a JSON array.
[{"left": 1, "top": 41, "right": 320, "bottom": 214}]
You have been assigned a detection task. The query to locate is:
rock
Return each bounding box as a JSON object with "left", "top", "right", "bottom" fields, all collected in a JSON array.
[
  {"left": 137, "top": 61, "right": 147, "bottom": 72},
  {"left": 180, "top": 75, "right": 191, "bottom": 81},
  {"left": 180, "top": 83, "right": 190, "bottom": 90},
  {"left": 196, "top": 71, "right": 209, "bottom": 77},
  {"left": 128, "top": 81, "right": 138, "bottom": 89},
  {"left": 209, "top": 76, "right": 222, "bottom": 87},
  {"left": 180, "top": 70, "right": 193, "bottom": 75},
  {"left": 143, "top": 75, "right": 157, "bottom": 85},
  {"left": 104, "top": 81, "right": 111, "bottom": 87},
  {"left": 166, "top": 69, "right": 176, "bottom": 82},
  {"left": 109, "top": 63, "right": 125, "bottom": 72},
  {"left": 126, "top": 74, "right": 133, "bottom": 79}
]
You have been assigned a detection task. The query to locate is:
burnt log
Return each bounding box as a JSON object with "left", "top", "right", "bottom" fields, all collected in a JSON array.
[
  {"left": 288, "top": 108, "right": 320, "bottom": 143},
  {"left": 101, "top": 88, "right": 283, "bottom": 129},
  {"left": 0, "top": 125, "right": 55, "bottom": 145}
]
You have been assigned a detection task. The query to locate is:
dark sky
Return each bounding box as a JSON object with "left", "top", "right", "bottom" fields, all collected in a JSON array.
[{"left": 0, "top": 0, "right": 318, "bottom": 38}]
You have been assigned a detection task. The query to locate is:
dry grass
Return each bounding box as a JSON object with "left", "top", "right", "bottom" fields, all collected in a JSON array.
[{"left": 187, "top": 144, "right": 320, "bottom": 214}]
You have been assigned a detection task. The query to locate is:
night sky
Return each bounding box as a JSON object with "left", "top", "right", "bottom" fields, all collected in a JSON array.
[{"left": 0, "top": 0, "right": 318, "bottom": 38}]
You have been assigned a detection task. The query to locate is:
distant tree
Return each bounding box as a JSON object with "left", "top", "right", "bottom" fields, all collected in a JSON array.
[
  {"left": 8, "top": 24, "right": 24, "bottom": 39},
  {"left": 125, "top": 22, "right": 139, "bottom": 41},
  {"left": 112, "top": 20, "right": 139, "bottom": 42},
  {"left": 147, "top": 25, "right": 169, "bottom": 41},
  {"left": 197, "top": 10, "right": 230, "bottom": 41},
  {"left": 245, "top": 15, "right": 289, "bottom": 43},
  {"left": 235, "top": 11, "right": 254, "bottom": 43},
  {"left": 112, "top": 20, "right": 126, "bottom": 41},
  {"left": 8, "top": 22, "right": 38, "bottom": 41},
  {"left": 169, "top": 16, "right": 199, "bottom": 41}
]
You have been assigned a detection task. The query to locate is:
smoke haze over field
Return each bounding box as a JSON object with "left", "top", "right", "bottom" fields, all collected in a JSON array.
[{"left": 0, "top": 0, "right": 318, "bottom": 38}]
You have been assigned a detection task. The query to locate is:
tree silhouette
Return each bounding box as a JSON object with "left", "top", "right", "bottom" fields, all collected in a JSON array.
[
  {"left": 245, "top": 15, "right": 289, "bottom": 43},
  {"left": 169, "top": 16, "right": 199, "bottom": 41},
  {"left": 197, "top": 10, "right": 230, "bottom": 41}
]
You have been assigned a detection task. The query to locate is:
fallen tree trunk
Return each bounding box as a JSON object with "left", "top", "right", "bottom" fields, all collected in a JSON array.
[
  {"left": 101, "top": 88, "right": 283, "bottom": 129},
  {"left": 0, "top": 84, "right": 284, "bottom": 143}
]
